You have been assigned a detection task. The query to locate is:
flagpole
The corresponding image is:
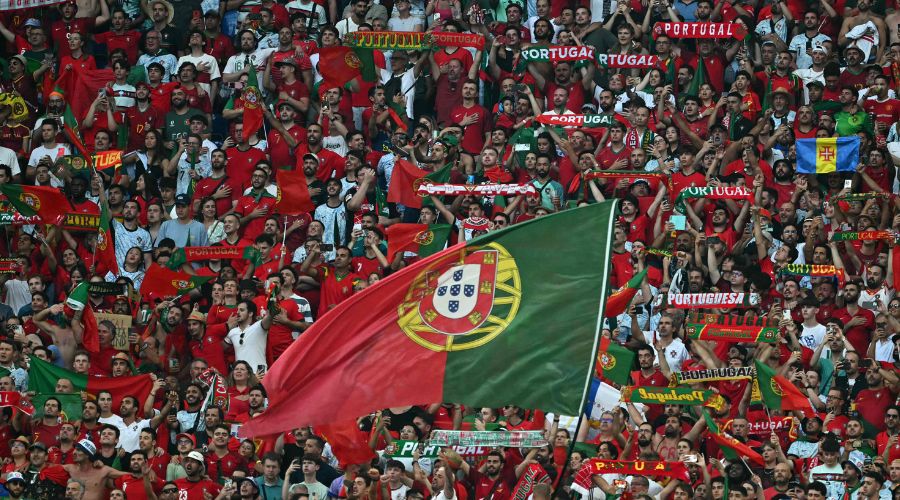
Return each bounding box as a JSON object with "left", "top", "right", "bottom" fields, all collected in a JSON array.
[
  {"left": 556, "top": 200, "right": 620, "bottom": 494},
  {"left": 278, "top": 216, "right": 288, "bottom": 270}
]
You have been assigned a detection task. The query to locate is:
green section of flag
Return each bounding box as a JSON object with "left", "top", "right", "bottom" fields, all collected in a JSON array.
[
  {"left": 417, "top": 224, "right": 451, "bottom": 258},
  {"left": 754, "top": 359, "right": 781, "bottom": 409},
  {"left": 375, "top": 187, "right": 390, "bottom": 218},
  {"left": 441, "top": 201, "right": 618, "bottom": 415},
  {"left": 66, "top": 282, "right": 89, "bottom": 311},
  {"left": 29, "top": 356, "right": 90, "bottom": 393},
  {"left": 32, "top": 393, "right": 83, "bottom": 421},
  {"left": 702, "top": 409, "right": 738, "bottom": 461},
  {"left": 422, "top": 163, "right": 452, "bottom": 207},
  {"left": 598, "top": 338, "right": 635, "bottom": 385},
  {"left": 353, "top": 48, "right": 378, "bottom": 82}
]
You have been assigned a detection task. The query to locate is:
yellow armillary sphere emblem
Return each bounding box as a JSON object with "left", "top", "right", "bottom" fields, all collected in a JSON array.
[{"left": 397, "top": 242, "right": 521, "bottom": 352}]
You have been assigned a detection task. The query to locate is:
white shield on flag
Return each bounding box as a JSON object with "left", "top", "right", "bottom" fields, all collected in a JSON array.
[{"left": 433, "top": 264, "right": 480, "bottom": 319}]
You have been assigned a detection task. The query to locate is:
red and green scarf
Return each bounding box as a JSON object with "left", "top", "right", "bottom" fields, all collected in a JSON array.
[
  {"left": 675, "top": 186, "right": 753, "bottom": 212},
  {"left": 685, "top": 313, "right": 779, "bottom": 343}
]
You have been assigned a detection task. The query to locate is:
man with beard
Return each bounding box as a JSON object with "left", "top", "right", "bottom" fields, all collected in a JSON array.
[
  {"left": 265, "top": 102, "right": 305, "bottom": 171},
  {"left": 638, "top": 313, "right": 690, "bottom": 373},
  {"left": 856, "top": 365, "right": 900, "bottom": 434},
  {"left": 75, "top": 400, "right": 101, "bottom": 444},
  {"left": 876, "top": 407, "right": 900, "bottom": 462},
  {"left": 530, "top": 61, "right": 589, "bottom": 114},
  {"left": 205, "top": 424, "right": 249, "bottom": 481},
  {"left": 632, "top": 345, "right": 670, "bottom": 423},
  {"left": 295, "top": 123, "right": 344, "bottom": 181},
  {"left": 665, "top": 95, "right": 709, "bottom": 148},
  {"left": 839, "top": 0, "right": 887, "bottom": 66},
  {"left": 119, "top": 82, "right": 160, "bottom": 152},
  {"left": 24, "top": 441, "right": 69, "bottom": 500},
  {"left": 833, "top": 281, "right": 876, "bottom": 354},
  {"left": 63, "top": 439, "right": 127, "bottom": 500},
  {"left": 454, "top": 450, "right": 517, "bottom": 500},
  {"left": 222, "top": 29, "right": 275, "bottom": 92},
  {"left": 191, "top": 149, "right": 244, "bottom": 216},
  {"left": 162, "top": 87, "right": 204, "bottom": 147},
  {"left": 788, "top": 11, "right": 831, "bottom": 70},
  {"left": 32, "top": 398, "right": 63, "bottom": 447},
  {"left": 138, "top": 428, "right": 170, "bottom": 479},
  {"left": 174, "top": 450, "right": 220, "bottom": 499},
  {"left": 94, "top": 10, "right": 141, "bottom": 64},
  {"left": 233, "top": 167, "right": 276, "bottom": 241},
  {"left": 764, "top": 462, "right": 796, "bottom": 499},
  {"left": 236, "top": 385, "right": 268, "bottom": 423},
  {"left": 172, "top": 383, "right": 207, "bottom": 435},
  {"left": 113, "top": 451, "right": 164, "bottom": 499},
  {"left": 526, "top": 153, "right": 564, "bottom": 212},
  {"left": 859, "top": 264, "right": 891, "bottom": 311},
  {"left": 450, "top": 80, "right": 490, "bottom": 155},
  {"left": 48, "top": 422, "right": 77, "bottom": 465},
  {"left": 137, "top": 30, "right": 177, "bottom": 82},
  {"left": 112, "top": 200, "right": 152, "bottom": 270},
  {"left": 787, "top": 416, "right": 826, "bottom": 461}
]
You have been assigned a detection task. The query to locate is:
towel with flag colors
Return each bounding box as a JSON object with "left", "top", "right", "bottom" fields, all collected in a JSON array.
[
  {"left": 238, "top": 201, "right": 619, "bottom": 437},
  {"left": 796, "top": 137, "right": 860, "bottom": 174}
]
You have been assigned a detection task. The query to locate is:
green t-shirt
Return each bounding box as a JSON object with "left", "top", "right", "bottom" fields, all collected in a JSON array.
[{"left": 162, "top": 108, "right": 204, "bottom": 144}]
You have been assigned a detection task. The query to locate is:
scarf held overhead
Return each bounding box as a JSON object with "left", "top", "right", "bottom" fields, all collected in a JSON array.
[
  {"left": 673, "top": 366, "right": 755, "bottom": 384},
  {"left": 653, "top": 22, "right": 748, "bottom": 40},
  {"left": 666, "top": 292, "right": 760, "bottom": 308},
  {"left": 621, "top": 386, "right": 725, "bottom": 409},
  {"left": 685, "top": 313, "right": 779, "bottom": 343},
  {"left": 675, "top": 186, "right": 753, "bottom": 212},
  {"left": 416, "top": 184, "right": 537, "bottom": 197},
  {"left": 428, "top": 430, "right": 548, "bottom": 448}
]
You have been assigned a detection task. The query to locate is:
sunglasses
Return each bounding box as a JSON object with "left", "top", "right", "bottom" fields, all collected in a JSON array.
[
  {"left": 493, "top": 219, "right": 506, "bottom": 225},
  {"left": 162, "top": 488, "right": 178, "bottom": 494}
]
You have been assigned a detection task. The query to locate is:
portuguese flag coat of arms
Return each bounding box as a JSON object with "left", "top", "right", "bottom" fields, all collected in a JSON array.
[{"left": 240, "top": 201, "right": 619, "bottom": 437}]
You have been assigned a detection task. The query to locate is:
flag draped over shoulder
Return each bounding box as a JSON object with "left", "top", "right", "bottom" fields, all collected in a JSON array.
[
  {"left": 796, "top": 137, "right": 860, "bottom": 174},
  {"left": 28, "top": 356, "right": 153, "bottom": 409},
  {"left": 240, "top": 201, "right": 619, "bottom": 437}
]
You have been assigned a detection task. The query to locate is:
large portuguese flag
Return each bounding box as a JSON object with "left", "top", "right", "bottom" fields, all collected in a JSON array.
[
  {"left": 28, "top": 356, "right": 154, "bottom": 409},
  {"left": 240, "top": 201, "right": 619, "bottom": 437}
]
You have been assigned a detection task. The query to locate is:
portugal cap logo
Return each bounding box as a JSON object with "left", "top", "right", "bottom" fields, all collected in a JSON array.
[{"left": 398, "top": 242, "right": 521, "bottom": 351}]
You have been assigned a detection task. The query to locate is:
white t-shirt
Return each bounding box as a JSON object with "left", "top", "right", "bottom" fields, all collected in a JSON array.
[
  {"left": 799, "top": 323, "right": 827, "bottom": 350},
  {"left": 28, "top": 143, "right": 71, "bottom": 167},
  {"left": 225, "top": 320, "right": 268, "bottom": 371},
  {"left": 176, "top": 54, "right": 222, "bottom": 95},
  {"left": 645, "top": 333, "right": 690, "bottom": 372},
  {"left": 0, "top": 146, "right": 19, "bottom": 177},
  {"left": 118, "top": 418, "right": 152, "bottom": 452},
  {"left": 284, "top": 0, "right": 328, "bottom": 26}
]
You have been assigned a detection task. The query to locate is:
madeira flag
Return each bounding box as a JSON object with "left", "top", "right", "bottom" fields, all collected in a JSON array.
[
  {"left": 796, "top": 137, "right": 859, "bottom": 174},
  {"left": 240, "top": 201, "right": 619, "bottom": 437}
]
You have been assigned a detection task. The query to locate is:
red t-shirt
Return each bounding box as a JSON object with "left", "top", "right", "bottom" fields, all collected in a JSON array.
[
  {"left": 450, "top": 103, "right": 490, "bottom": 154},
  {"left": 264, "top": 298, "right": 303, "bottom": 365},
  {"left": 316, "top": 265, "right": 361, "bottom": 318},
  {"left": 114, "top": 474, "right": 164, "bottom": 500},
  {"left": 173, "top": 478, "right": 221, "bottom": 500},
  {"left": 234, "top": 193, "right": 277, "bottom": 240},
  {"left": 49, "top": 18, "right": 94, "bottom": 57},
  {"left": 268, "top": 124, "right": 306, "bottom": 170},
  {"left": 863, "top": 98, "right": 900, "bottom": 128},
  {"left": 224, "top": 146, "right": 268, "bottom": 189},
  {"left": 122, "top": 105, "right": 161, "bottom": 152},
  {"left": 94, "top": 30, "right": 142, "bottom": 64},
  {"left": 192, "top": 175, "right": 246, "bottom": 217},
  {"left": 295, "top": 145, "right": 345, "bottom": 181}
]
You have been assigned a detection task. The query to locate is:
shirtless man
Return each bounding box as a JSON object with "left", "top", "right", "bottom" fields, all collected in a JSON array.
[
  {"left": 33, "top": 304, "right": 77, "bottom": 367},
  {"left": 63, "top": 440, "right": 127, "bottom": 500},
  {"left": 839, "top": 0, "right": 888, "bottom": 59}
]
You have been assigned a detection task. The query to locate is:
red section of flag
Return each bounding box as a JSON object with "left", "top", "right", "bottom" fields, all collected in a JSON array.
[
  {"left": 317, "top": 46, "right": 364, "bottom": 89},
  {"left": 774, "top": 374, "right": 815, "bottom": 412},
  {"left": 317, "top": 419, "right": 377, "bottom": 467},
  {"left": 385, "top": 223, "right": 428, "bottom": 262},
  {"left": 86, "top": 373, "right": 154, "bottom": 410},
  {"left": 275, "top": 169, "right": 315, "bottom": 215},
  {"left": 55, "top": 67, "right": 115, "bottom": 123},
  {"left": 708, "top": 431, "right": 765, "bottom": 465},
  {"left": 387, "top": 159, "right": 427, "bottom": 208}
]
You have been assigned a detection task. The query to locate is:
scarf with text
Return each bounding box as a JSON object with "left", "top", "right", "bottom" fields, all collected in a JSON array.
[
  {"left": 833, "top": 192, "right": 895, "bottom": 202},
  {"left": 621, "top": 386, "right": 725, "bottom": 409},
  {"left": 667, "top": 292, "right": 760, "bottom": 309},
  {"left": 536, "top": 114, "right": 617, "bottom": 127},
  {"left": 87, "top": 282, "right": 127, "bottom": 296},
  {"left": 653, "top": 22, "right": 748, "bottom": 40},
  {"left": 830, "top": 230, "right": 894, "bottom": 242},
  {"left": 675, "top": 186, "right": 754, "bottom": 213},
  {"left": 576, "top": 459, "right": 691, "bottom": 483},
  {"left": 685, "top": 313, "right": 779, "bottom": 343},
  {"left": 512, "top": 463, "right": 551, "bottom": 500},
  {"left": 778, "top": 264, "right": 845, "bottom": 286},
  {"left": 343, "top": 31, "right": 486, "bottom": 50},
  {"left": 168, "top": 246, "right": 263, "bottom": 269},
  {"left": 0, "top": 259, "right": 19, "bottom": 274},
  {"left": 428, "top": 430, "right": 548, "bottom": 448},
  {"left": 416, "top": 183, "right": 537, "bottom": 197},
  {"left": 583, "top": 170, "right": 674, "bottom": 194},
  {"left": 673, "top": 366, "right": 755, "bottom": 384}
]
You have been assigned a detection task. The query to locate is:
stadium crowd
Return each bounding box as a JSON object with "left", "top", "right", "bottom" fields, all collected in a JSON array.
[{"left": 0, "top": 0, "right": 898, "bottom": 498}]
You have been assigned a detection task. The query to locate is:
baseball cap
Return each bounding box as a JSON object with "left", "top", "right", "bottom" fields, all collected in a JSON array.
[
  {"left": 185, "top": 450, "right": 206, "bottom": 464},
  {"left": 275, "top": 58, "right": 297, "bottom": 68},
  {"left": 29, "top": 441, "right": 47, "bottom": 452},
  {"left": 302, "top": 153, "right": 319, "bottom": 163},
  {"left": 5, "top": 472, "right": 25, "bottom": 484},
  {"left": 23, "top": 18, "right": 41, "bottom": 27},
  {"left": 76, "top": 439, "right": 97, "bottom": 458},
  {"left": 10, "top": 55, "right": 26, "bottom": 66},
  {"left": 174, "top": 194, "right": 191, "bottom": 206},
  {"left": 176, "top": 433, "right": 196, "bottom": 446}
]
